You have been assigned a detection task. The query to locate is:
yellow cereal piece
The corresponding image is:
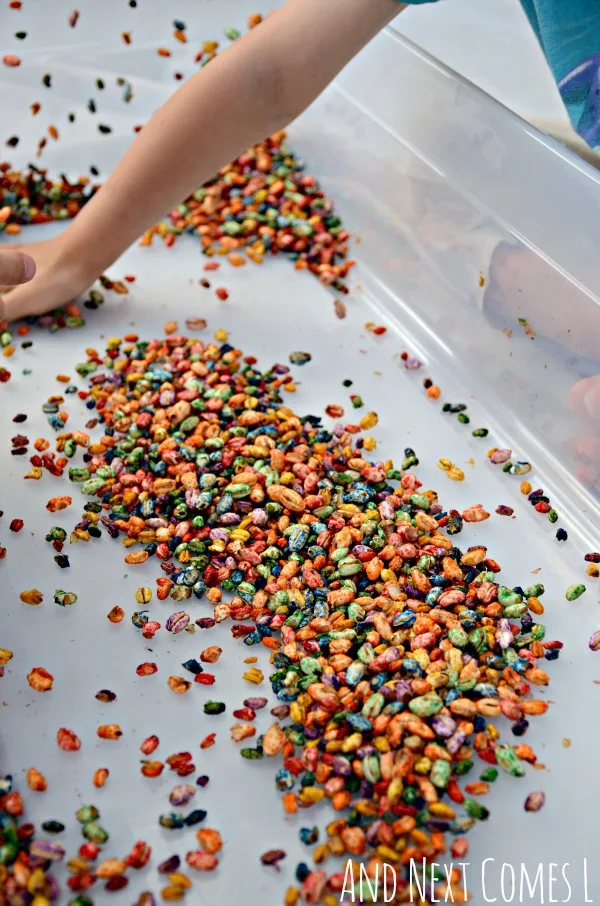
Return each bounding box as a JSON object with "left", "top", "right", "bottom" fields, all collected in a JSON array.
[
  {"left": 359, "top": 411, "right": 379, "bottom": 430},
  {"left": 0, "top": 647, "right": 14, "bottom": 666}
]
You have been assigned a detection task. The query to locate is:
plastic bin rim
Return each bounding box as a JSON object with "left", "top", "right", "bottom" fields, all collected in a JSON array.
[{"left": 383, "top": 24, "right": 600, "bottom": 186}]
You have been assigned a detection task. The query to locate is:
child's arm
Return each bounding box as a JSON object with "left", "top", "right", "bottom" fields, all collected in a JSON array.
[{"left": 4, "top": 0, "right": 402, "bottom": 318}]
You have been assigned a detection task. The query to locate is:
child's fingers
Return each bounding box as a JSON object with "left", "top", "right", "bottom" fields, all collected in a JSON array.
[
  {"left": 570, "top": 376, "right": 600, "bottom": 491},
  {"left": 576, "top": 461, "right": 600, "bottom": 492},
  {"left": 569, "top": 375, "right": 600, "bottom": 424},
  {"left": 573, "top": 436, "right": 600, "bottom": 464},
  {"left": 1, "top": 282, "right": 39, "bottom": 322},
  {"left": 0, "top": 249, "right": 36, "bottom": 287}
]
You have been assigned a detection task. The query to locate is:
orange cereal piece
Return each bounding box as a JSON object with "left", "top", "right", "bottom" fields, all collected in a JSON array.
[
  {"left": 93, "top": 768, "right": 110, "bottom": 788},
  {"left": 196, "top": 828, "right": 223, "bottom": 854},
  {"left": 97, "top": 724, "right": 123, "bottom": 740},
  {"left": 46, "top": 495, "right": 72, "bottom": 512},
  {"left": 27, "top": 666, "right": 54, "bottom": 692},
  {"left": 56, "top": 727, "right": 81, "bottom": 751},
  {"left": 282, "top": 792, "right": 297, "bottom": 814},
  {"left": 124, "top": 550, "right": 149, "bottom": 565},
  {"left": 26, "top": 767, "right": 48, "bottom": 792}
]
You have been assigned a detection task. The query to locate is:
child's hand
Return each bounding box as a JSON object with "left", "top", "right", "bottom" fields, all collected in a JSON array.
[
  {"left": 1, "top": 237, "right": 93, "bottom": 321},
  {"left": 487, "top": 243, "right": 600, "bottom": 491},
  {"left": 570, "top": 377, "right": 600, "bottom": 491},
  {"left": 0, "top": 248, "right": 36, "bottom": 315}
]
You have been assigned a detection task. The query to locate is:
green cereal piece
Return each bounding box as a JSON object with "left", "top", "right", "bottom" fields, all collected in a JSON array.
[
  {"left": 464, "top": 799, "right": 490, "bottom": 820},
  {"left": 497, "top": 587, "right": 521, "bottom": 607},
  {"left": 495, "top": 745, "right": 526, "bottom": 777},
  {"left": 75, "top": 361, "right": 97, "bottom": 377},
  {"left": 54, "top": 589, "right": 77, "bottom": 606},
  {"left": 408, "top": 692, "right": 443, "bottom": 717},
  {"left": 408, "top": 494, "right": 430, "bottom": 511},
  {"left": 430, "top": 759, "right": 451, "bottom": 789},
  {"left": 448, "top": 627, "right": 468, "bottom": 647},
  {"left": 68, "top": 468, "right": 91, "bottom": 482},
  {"left": 472, "top": 427, "right": 489, "bottom": 437},
  {"left": 362, "top": 755, "right": 381, "bottom": 784},
  {"left": 82, "top": 822, "right": 108, "bottom": 844},
  {"left": 566, "top": 583, "right": 586, "bottom": 601},
  {"left": 503, "top": 603, "right": 528, "bottom": 618},
  {"left": 81, "top": 478, "right": 105, "bottom": 495},
  {"left": 75, "top": 805, "right": 99, "bottom": 824},
  {"left": 203, "top": 701, "right": 226, "bottom": 715}
]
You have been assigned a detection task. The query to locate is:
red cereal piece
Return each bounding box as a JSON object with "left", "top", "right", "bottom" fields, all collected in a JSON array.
[
  {"left": 140, "top": 735, "right": 159, "bottom": 755},
  {"left": 136, "top": 662, "right": 158, "bottom": 676}
]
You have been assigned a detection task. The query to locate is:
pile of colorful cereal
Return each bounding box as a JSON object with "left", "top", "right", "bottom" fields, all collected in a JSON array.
[
  {"left": 145, "top": 133, "right": 354, "bottom": 293},
  {"left": 30, "top": 333, "right": 557, "bottom": 904},
  {"left": 0, "top": 777, "right": 159, "bottom": 902},
  {"left": 0, "top": 775, "right": 61, "bottom": 903},
  {"left": 0, "top": 162, "right": 98, "bottom": 233}
]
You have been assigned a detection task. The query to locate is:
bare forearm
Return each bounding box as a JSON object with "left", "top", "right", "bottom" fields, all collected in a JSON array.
[{"left": 61, "top": 0, "right": 402, "bottom": 274}]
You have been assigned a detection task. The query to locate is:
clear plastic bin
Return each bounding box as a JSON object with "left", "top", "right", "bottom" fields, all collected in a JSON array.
[{"left": 1, "top": 3, "right": 599, "bottom": 904}]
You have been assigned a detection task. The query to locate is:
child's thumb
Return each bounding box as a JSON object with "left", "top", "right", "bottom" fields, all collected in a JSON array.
[{"left": 0, "top": 250, "right": 36, "bottom": 287}]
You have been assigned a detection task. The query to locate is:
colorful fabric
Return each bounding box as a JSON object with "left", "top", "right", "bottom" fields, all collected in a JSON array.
[{"left": 401, "top": 0, "right": 600, "bottom": 147}]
